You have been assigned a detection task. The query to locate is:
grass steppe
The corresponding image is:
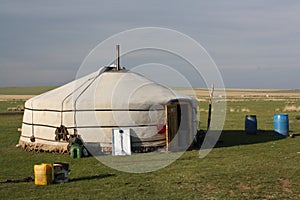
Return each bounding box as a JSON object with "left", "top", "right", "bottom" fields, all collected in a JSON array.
[
  {"left": 0, "top": 86, "right": 57, "bottom": 95},
  {"left": 0, "top": 87, "right": 300, "bottom": 199}
]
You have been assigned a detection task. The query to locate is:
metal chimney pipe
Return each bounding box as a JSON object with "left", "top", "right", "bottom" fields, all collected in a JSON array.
[{"left": 116, "top": 45, "right": 120, "bottom": 71}]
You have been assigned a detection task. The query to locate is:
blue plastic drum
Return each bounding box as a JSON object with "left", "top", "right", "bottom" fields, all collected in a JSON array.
[
  {"left": 274, "top": 114, "right": 289, "bottom": 137},
  {"left": 245, "top": 115, "right": 257, "bottom": 134}
]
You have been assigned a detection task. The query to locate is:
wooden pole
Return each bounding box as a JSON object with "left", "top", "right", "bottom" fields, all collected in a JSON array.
[
  {"left": 207, "top": 84, "right": 214, "bottom": 131},
  {"left": 165, "top": 105, "right": 169, "bottom": 152}
]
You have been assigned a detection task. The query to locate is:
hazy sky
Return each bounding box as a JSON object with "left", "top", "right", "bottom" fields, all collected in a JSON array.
[{"left": 0, "top": 1, "right": 299, "bottom": 89}]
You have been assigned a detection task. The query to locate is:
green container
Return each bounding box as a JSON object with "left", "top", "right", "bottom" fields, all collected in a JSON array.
[{"left": 70, "top": 145, "right": 82, "bottom": 158}]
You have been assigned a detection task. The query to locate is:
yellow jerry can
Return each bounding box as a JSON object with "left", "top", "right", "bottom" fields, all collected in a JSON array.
[{"left": 34, "top": 163, "right": 53, "bottom": 185}]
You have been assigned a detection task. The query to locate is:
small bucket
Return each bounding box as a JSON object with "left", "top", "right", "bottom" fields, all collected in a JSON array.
[
  {"left": 53, "top": 162, "right": 69, "bottom": 183},
  {"left": 70, "top": 145, "right": 82, "bottom": 158}
]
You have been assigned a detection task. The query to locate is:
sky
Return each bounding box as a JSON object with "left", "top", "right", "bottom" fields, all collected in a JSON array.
[{"left": 0, "top": 0, "right": 300, "bottom": 89}]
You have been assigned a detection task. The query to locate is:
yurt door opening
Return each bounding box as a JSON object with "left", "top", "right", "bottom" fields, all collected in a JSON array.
[{"left": 166, "top": 101, "right": 192, "bottom": 151}]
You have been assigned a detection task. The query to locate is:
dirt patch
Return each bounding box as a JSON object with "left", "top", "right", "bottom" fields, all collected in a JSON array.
[
  {"left": 236, "top": 182, "right": 251, "bottom": 191},
  {"left": 0, "top": 95, "right": 34, "bottom": 101}
]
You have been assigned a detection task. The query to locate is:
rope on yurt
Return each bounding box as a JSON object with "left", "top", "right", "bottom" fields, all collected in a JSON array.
[
  {"left": 54, "top": 67, "right": 110, "bottom": 142},
  {"left": 60, "top": 77, "right": 95, "bottom": 125},
  {"left": 73, "top": 67, "right": 110, "bottom": 133},
  {"left": 55, "top": 78, "right": 95, "bottom": 142}
]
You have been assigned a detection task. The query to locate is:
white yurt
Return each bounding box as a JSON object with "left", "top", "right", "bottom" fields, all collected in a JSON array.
[{"left": 19, "top": 66, "right": 198, "bottom": 154}]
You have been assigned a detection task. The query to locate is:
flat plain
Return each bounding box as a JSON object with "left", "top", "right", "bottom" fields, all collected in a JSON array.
[{"left": 1, "top": 86, "right": 300, "bottom": 199}]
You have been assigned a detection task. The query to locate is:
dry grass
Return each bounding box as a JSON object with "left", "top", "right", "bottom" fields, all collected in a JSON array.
[
  {"left": 0, "top": 95, "right": 34, "bottom": 101},
  {"left": 283, "top": 105, "right": 300, "bottom": 112}
]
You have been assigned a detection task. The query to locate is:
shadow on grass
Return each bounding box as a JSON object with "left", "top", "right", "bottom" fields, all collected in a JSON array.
[
  {"left": 194, "top": 129, "right": 289, "bottom": 149},
  {"left": 69, "top": 173, "right": 115, "bottom": 182},
  {"left": 1, "top": 174, "right": 116, "bottom": 184},
  {"left": 215, "top": 130, "right": 285, "bottom": 148}
]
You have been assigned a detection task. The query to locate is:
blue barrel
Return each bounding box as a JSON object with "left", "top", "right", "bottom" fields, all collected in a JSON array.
[
  {"left": 245, "top": 115, "right": 257, "bottom": 134},
  {"left": 274, "top": 114, "right": 289, "bottom": 137}
]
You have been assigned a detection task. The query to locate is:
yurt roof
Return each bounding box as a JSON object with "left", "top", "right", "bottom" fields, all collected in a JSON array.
[{"left": 25, "top": 68, "right": 195, "bottom": 111}]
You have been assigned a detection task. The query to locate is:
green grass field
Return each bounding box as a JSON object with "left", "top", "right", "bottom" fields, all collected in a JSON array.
[
  {"left": 0, "top": 87, "right": 300, "bottom": 199},
  {"left": 0, "top": 100, "right": 25, "bottom": 112}
]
